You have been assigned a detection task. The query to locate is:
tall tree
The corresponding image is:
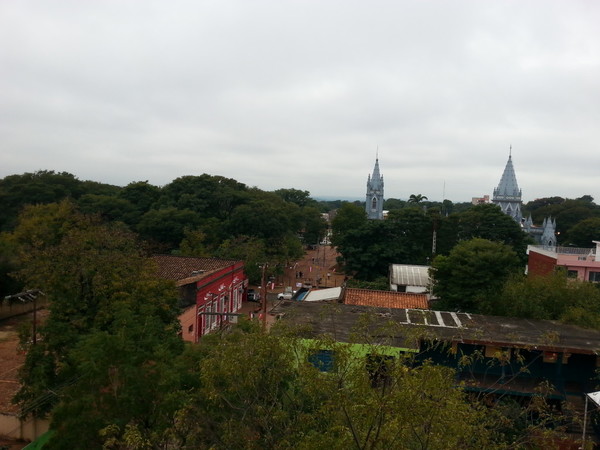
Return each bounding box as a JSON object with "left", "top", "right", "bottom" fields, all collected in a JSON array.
[
  {"left": 408, "top": 193, "right": 428, "bottom": 203},
  {"left": 563, "top": 217, "right": 600, "bottom": 247},
  {"left": 430, "top": 238, "right": 522, "bottom": 313},
  {"left": 331, "top": 202, "right": 367, "bottom": 247},
  {"left": 336, "top": 214, "right": 433, "bottom": 281},
  {"left": 273, "top": 188, "right": 316, "bottom": 208},
  {"left": 455, "top": 203, "right": 531, "bottom": 260},
  {"left": 12, "top": 208, "right": 182, "bottom": 424}
]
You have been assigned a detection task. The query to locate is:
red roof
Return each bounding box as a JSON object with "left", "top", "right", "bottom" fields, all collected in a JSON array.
[
  {"left": 343, "top": 288, "right": 428, "bottom": 310},
  {"left": 152, "top": 255, "right": 240, "bottom": 284}
]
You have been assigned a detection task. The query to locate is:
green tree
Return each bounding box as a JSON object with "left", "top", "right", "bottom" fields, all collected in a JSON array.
[
  {"left": 383, "top": 197, "right": 406, "bottom": 210},
  {"left": 157, "top": 323, "right": 494, "bottom": 450},
  {"left": 46, "top": 294, "right": 184, "bottom": 448},
  {"left": 408, "top": 193, "right": 428, "bottom": 203},
  {"left": 0, "top": 171, "right": 119, "bottom": 231},
  {"left": 0, "top": 233, "right": 22, "bottom": 298},
  {"left": 118, "top": 180, "right": 161, "bottom": 213},
  {"left": 12, "top": 210, "right": 182, "bottom": 420},
  {"left": 298, "top": 206, "right": 328, "bottom": 245},
  {"left": 137, "top": 207, "right": 203, "bottom": 250},
  {"left": 495, "top": 271, "right": 600, "bottom": 329},
  {"left": 526, "top": 197, "right": 600, "bottom": 241},
  {"left": 273, "top": 188, "right": 316, "bottom": 208},
  {"left": 563, "top": 217, "right": 600, "bottom": 247},
  {"left": 226, "top": 198, "right": 294, "bottom": 241},
  {"left": 431, "top": 238, "right": 522, "bottom": 313},
  {"left": 336, "top": 214, "right": 432, "bottom": 281},
  {"left": 457, "top": 203, "right": 530, "bottom": 256},
  {"left": 77, "top": 194, "right": 137, "bottom": 225},
  {"left": 157, "top": 174, "right": 249, "bottom": 220},
  {"left": 216, "top": 236, "right": 268, "bottom": 284},
  {"left": 331, "top": 202, "right": 367, "bottom": 247}
]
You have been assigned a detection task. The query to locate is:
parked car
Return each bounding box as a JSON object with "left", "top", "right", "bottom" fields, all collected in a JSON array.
[
  {"left": 277, "top": 287, "right": 296, "bottom": 300},
  {"left": 247, "top": 288, "right": 261, "bottom": 302}
]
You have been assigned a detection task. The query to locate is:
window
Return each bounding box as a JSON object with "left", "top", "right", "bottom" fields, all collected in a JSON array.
[
  {"left": 371, "top": 197, "right": 377, "bottom": 211},
  {"left": 211, "top": 300, "right": 218, "bottom": 329},
  {"left": 204, "top": 304, "right": 212, "bottom": 333},
  {"left": 308, "top": 350, "right": 335, "bottom": 372},
  {"left": 567, "top": 270, "right": 578, "bottom": 279},
  {"left": 589, "top": 272, "right": 600, "bottom": 282},
  {"left": 188, "top": 324, "right": 193, "bottom": 333}
]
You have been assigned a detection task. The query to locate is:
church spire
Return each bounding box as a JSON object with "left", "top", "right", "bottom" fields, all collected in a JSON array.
[
  {"left": 492, "top": 149, "right": 523, "bottom": 222},
  {"left": 494, "top": 152, "right": 521, "bottom": 198},
  {"left": 366, "top": 155, "right": 384, "bottom": 220}
]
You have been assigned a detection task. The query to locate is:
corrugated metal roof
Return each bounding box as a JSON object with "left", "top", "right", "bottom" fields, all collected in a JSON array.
[
  {"left": 304, "top": 287, "right": 342, "bottom": 302},
  {"left": 343, "top": 288, "right": 428, "bottom": 310},
  {"left": 390, "top": 264, "right": 430, "bottom": 287}
]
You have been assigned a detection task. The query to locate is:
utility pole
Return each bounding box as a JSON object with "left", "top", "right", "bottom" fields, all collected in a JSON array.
[{"left": 260, "top": 263, "right": 268, "bottom": 330}]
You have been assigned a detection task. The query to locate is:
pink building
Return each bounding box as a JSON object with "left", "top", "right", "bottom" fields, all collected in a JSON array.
[
  {"left": 526, "top": 241, "right": 600, "bottom": 282},
  {"left": 153, "top": 255, "right": 247, "bottom": 342}
]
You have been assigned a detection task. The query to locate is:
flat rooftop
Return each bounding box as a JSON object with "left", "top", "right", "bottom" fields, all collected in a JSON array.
[{"left": 272, "top": 301, "right": 600, "bottom": 355}]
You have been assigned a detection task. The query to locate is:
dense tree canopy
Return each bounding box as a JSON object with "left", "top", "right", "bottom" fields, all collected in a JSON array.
[
  {"left": 335, "top": 203, "right": 530, "bottom": 281},
  {"left": 495, "top": 271, "right": 600, "bottom": 329},
  {"left": 430, "top": 238, "right": 522, "bottom": 313},
  {"left": 0, "top": 171, "right": 329, "bottom": 291},
  {"left": 563, "top": 217, "right": 600, "bottom": 247},
  {"left": 3, "top": 193, "right": 581, "bottom": 448},
  {"left": 524, "top": 195, "right": 600, "bottom": 242}
]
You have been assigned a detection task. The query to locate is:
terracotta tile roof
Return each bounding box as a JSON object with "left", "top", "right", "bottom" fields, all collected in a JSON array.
[
  {"left": 152, "top": 255, "right": 240, "bottom": 284},
  {"left": 343, "top": 288, "right": 428, "bottom": 310}
]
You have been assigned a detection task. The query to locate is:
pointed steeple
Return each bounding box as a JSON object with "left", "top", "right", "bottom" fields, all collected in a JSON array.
[
  {"left": 494, "top": 154, "right": 521, "bottom": 198},
  {"left": 366, "top": 155, "right": 384, "bottom": 220},
  {"left": 492, "top": 150, "right": 523, "bottom": 223},
  {"left": 370, "top": 158, "right": 383, "bottom": 190}
]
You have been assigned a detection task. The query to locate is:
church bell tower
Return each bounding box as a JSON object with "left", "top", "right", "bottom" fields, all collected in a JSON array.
[{"left": 366, "top": 157, "right": 384, "bottom": 220}]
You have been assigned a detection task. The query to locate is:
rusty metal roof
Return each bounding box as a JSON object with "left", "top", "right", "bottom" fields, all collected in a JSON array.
[
  {"left": 152, "top": 255, "right": 240, "bottom": 285},
  {"left": 343, "top": 288, "right": 428, "bottom": 309}
]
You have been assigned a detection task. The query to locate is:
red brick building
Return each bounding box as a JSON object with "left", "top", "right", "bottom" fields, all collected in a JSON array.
[{"left": 153, "top": 255, "right": 247, "bottom": 342}]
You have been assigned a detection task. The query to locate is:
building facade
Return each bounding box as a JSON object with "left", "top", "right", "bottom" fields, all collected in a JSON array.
[
  {"left": 527, "top": 241, "right": 600, "bottom": 282},
  {"left": 153, "top": 255, "right": 247, "bottom": 342},
  {"left": 366, "top": 157, "right": 384, "bottom": 220}
]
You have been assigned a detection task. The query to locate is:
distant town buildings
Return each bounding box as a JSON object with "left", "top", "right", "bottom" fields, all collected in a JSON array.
[{"left": 471, "top": 195, "right": 490, "bottom": 205}]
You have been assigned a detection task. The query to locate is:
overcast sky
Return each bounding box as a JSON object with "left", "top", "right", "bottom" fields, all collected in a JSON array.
[{"left": 1, "top": 1, "right": 599, "bottom": 202}]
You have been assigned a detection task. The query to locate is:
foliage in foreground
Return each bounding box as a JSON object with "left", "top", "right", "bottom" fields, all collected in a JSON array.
[{"left": 114, "top": 325, "right": 495, "bottom": 450}]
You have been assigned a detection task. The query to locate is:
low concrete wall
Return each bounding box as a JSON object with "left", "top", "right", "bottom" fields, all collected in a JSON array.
[
  {"left": 0, "top": 412, "right": 49, "bottom": 442},
  {"left": 0, "top": 299, "right": 47, "bottom": 321}
]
